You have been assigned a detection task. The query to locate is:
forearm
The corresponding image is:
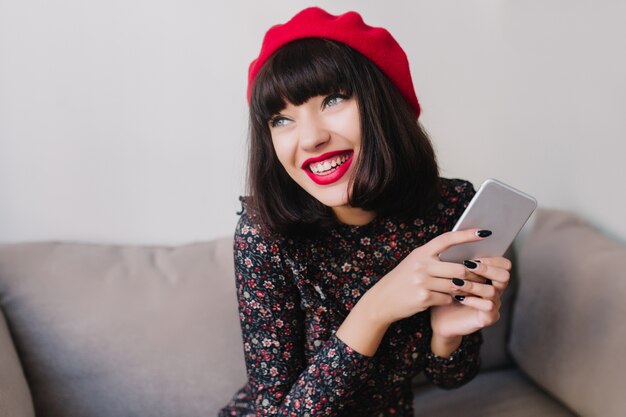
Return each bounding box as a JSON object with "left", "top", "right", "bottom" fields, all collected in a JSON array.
[{"left": 335, "top": 292, "right": 390, "bottom": 357}]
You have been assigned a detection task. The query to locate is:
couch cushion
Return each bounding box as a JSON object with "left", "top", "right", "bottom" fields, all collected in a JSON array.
[
  {"left": 510, "top": 208, "right": 626, "bottom": 417},
  {"left": 0, "top": 306, "right": 35, "bottom": 417},
  {"left": 413, "top": 368, "right": 575, "bottom": 416},
  {"left": 0, "top": 238, "right": 247, "bottom": 417}
]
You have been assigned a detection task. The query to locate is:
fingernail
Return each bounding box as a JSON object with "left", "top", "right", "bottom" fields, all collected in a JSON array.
[
  {"left": 476, "top": 230, "right": 492, "bottom": 238},
  {"left": 454, "top": 295, "right": 465, "bottom": 301},
  {"left": 452, "top": 278, "right": 465, "bottom": 287},
  {"left": 463, "top": 260, "right": 478, "bottom": 269},
  {"left": 485, "top": 279, "right": 493, "bottom": 285},
  {"left": 473, "top": 259, "right": 482, "bottom": 263}
]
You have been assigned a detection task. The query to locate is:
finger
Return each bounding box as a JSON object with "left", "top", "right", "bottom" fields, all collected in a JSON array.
[
  {"left": 456, "top": 259, "right": 508, "bottom": 293},
  {"left": 451, "top": 279, "right": 499, "bottom": 300},
  {"left": 422, "top": 275, "right": 498, "bottom": 300},
  {"left": 472, "top": 256, "right": 512, "bottom": 271},
  {"left": 454, "top": 295, "right": 499, "bottom": 315},
  {"left": 425, "top": 263, "right": 490, "bottom": 287},
  {"left": 462, "top": 266, "right": 501, "bottom": 288},
  {"left": 428, "top": 290, "right": 456, "bottom": 307},
  {"left": 462, "top": 260, "right": 510, "bottom": 286},
  {"left": 455, "top": 296, "right": 501, "bottom": 327},
  {"left": 426, "top": 261, "right": 468, "bottom": 280},
  {"left": 458, "top": 270, "right": 487, "bottom": 284},
  {"left": 422, "top": 229, "right": 491, "bottom": 257},
  {"left": 423, "top": 276, "right": 469, "bottom": 295}
]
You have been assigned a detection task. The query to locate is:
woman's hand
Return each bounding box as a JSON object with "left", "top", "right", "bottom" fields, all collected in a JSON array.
[
  {"left": 430, "top": 256, "right": 511, "bottom": 340},
  {"left": 337, "top": 228, "right": 509, "bottom": 358},
  {"left": 363, "top": 228, "right": 497, "bottom": 327}
]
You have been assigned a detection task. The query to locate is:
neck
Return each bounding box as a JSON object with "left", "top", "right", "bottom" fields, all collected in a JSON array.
[{"left": 332, "top": 206, "right": 376, "bottom": 226}]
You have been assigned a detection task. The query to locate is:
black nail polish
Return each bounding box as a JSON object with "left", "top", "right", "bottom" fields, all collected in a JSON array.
[
  {"left": 463, "top": 260, "right": 478, "bottom": 269},
  {"left": 485, "top": 279, "right": 493, "bottom": 285},
  {"left": 454, "top": 295, "right": 465, "bottom": 301},
  {"left": 452, "top": 278, "right": 465, "bottom": 287},
  {"left": 477, "top": 230, "right": 492, "bottom": 238},
  {"left": 473, "top": 259, "right": 482, "bottom": 263}
]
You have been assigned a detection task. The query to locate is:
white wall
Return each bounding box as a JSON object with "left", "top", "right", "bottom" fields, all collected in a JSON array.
[{"left": 1, "top": 1, "right": 624, "bottom": 245}]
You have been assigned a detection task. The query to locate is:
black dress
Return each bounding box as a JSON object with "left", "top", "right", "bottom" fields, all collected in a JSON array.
[{"left": 219, "top": 178, "right": 482, "bottom": 417}]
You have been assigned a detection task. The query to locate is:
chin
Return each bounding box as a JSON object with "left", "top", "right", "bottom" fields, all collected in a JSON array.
[
  {"left": 312, "top": 189, "right": 350, "bottom": 209},
  {"left": 296, "top": 175, "right": 351, "bottom": 208}
]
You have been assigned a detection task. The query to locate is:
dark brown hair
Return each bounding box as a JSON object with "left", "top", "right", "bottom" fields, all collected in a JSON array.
[{"left": 245, "top": 38, "right": 440, "bottom": 237}]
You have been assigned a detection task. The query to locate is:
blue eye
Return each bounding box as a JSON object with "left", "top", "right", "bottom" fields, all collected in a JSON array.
[
  {"left": 323, "top": 94, "right": 348, "bottom": 109},
  {"left": 269, "top": 116, "right": 290, "bottom": 128}
]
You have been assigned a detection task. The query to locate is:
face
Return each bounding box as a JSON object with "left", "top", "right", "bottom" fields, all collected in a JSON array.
[{"left": 268, "top": 93, "right": 362, "bottom": 212}]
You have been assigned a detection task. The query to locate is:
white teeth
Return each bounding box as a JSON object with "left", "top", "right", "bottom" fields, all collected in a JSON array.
[{"left": 308, "top": 153, "right": 351, "bottom": 174}]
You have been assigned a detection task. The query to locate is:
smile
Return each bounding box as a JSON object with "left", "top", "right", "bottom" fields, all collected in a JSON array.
[
  {"left": 302, "top": 150, "right": 354, "bottom": 186},
  {"left": 308, "top": 153, "right": 351, "bottom": 174}
]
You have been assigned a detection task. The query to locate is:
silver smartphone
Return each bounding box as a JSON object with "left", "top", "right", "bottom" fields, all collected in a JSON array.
[{"left": 438, "top": 178, "right": 537, "bottom": 264}]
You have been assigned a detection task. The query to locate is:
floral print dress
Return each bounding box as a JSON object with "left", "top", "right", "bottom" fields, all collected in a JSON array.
[{"left": 219, "top": 178, "right": 482, "bottom": 417}]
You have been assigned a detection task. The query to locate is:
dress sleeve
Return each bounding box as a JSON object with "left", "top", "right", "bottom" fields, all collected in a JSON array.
[
  {"left": 423, "top": 331, "right": 482, "bottom": 389},
  {"left": 233, "top": 212, "right": 375, "bottom": 416},
  {"left": 423, "top": 178, "right": 482, "bottom": 389}
]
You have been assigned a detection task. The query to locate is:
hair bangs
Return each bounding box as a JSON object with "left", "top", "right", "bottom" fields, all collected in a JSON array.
[{"left": 251, "top": 39, "right": 356, "bottom": 122}]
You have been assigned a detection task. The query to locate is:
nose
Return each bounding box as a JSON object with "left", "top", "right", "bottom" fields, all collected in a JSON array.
[{"left": 298, "top": 113, "right": 330, "bottom": 152}]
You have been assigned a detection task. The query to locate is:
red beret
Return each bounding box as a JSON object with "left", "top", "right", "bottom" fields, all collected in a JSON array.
[{"left": 247, "top": 7, "right": 421, "bottom": 117}]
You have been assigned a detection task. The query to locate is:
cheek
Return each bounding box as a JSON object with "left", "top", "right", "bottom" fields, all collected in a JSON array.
[
  {"left": 271, "top": 141, "right": 297, "bottom": 178},
  {"left": 337, "top": 104, "right": 362, "bottom": 146},
  {"left": 271, "top": 137, "right": 297, "bottom": 167},
  {"left": 271, "top": 142, "right": 285, "bottom": 164}
]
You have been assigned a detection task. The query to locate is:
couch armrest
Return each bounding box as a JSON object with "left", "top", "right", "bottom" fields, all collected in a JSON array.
[{"left": 0, "top": 305, "right": 35, "bottom": 417}]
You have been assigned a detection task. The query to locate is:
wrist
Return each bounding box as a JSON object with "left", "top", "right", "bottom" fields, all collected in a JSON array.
[
  {"left": 355, "top": 284, "right": 396, "bottom": 329},
  {"left": 348, "top": 292, "right": 392, "bottom": 337},
  {"left": 358, "top": 288, "right": 393, "bottom": 328},
  {"left": 430, "top": 334, "right": 463, "bottom": 359},
  {"left": 335, "top": 292, "right": 391, "bottom": 357}
]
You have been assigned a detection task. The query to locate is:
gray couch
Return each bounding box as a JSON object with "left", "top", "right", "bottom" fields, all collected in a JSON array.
[{"left": 0, "top": 208, "right": 623, "bottom": 417}]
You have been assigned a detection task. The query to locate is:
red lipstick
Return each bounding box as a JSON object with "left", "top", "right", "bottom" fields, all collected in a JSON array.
[{"left": 302, "top": 150, "right": 354, "bottom": 186}]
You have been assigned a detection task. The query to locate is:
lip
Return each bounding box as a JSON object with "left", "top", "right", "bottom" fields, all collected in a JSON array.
[{"left": 302, "top": 150, "right": 354, "bottom": 186}]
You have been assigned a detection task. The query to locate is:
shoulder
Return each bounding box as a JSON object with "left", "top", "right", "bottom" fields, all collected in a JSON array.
[
  {"left": 234, "top": 200, "right": 299, "bottom": 295},
  {"left": 427, "top": 178, "right": 476, "bottom": 229},
  {"left": 438, "top": 177, "right": 476, "bottom": 208},
  {"left": 235, "top": 206, "right": 261, "bottom": 240},
  {"left": 236, "top": 196, "right": 278, "bottom": 241},
  {"left": 234, "top": 198, "right": 290, "bottom": 266},
  {"left": 235, "top": 207, "right": 281, "bottom": 252}
]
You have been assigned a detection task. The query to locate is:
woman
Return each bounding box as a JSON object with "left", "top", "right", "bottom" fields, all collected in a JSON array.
[{"left": 220, "top": 7, "right": 510, "bottom": 416}]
